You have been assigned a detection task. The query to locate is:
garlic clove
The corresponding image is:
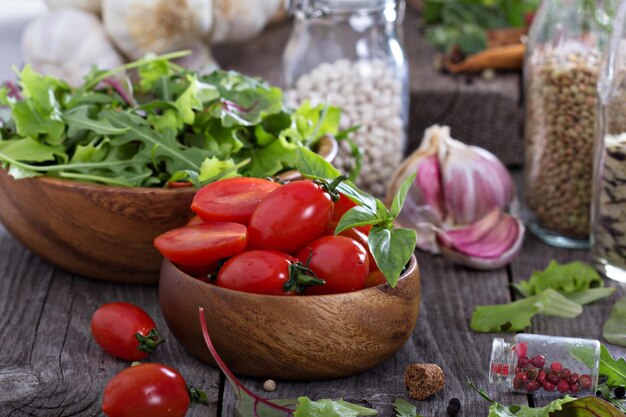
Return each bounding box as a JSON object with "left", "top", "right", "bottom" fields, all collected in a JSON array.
[
  {"left": 439, "top": 135, "right": 515, "bottom": 225},
  {"left": 436, "top": 209, "right": 525, "bottom": 270}
]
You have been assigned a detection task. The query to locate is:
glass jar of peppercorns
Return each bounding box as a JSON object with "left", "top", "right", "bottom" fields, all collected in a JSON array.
[{"left": 489, "top": 334, "right": 600, "bottom": 395}]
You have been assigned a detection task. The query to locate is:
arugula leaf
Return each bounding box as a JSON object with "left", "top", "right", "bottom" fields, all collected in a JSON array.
[
  {"left": 599, "top": 345, "right": 626, "bottom": 387},
  {"left": 603, "top": 297, "right": 626, "bottom": 347},
  {"left": 393, "top": 399, "right": 423, "bottom": 417},
  {"left": 514, "top": 261, "right": 605, "bottom": 297},
  {"left": 471, "top": 289, "right": 583, "bottom": 332},
  {"left": 2, "top": 56, "right": 347, "bottom": 187},
  {"left": 294, "top": 398, "right": 378, "bottom": 417}
]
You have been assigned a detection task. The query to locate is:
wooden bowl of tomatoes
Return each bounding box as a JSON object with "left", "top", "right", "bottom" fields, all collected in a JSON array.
[
  {"left": 159, "top": 255, "right": 420, "bottom": 381},
  {"left": 0, "top": 137, "right": 337, "bottom": 284},
  {"left": 156, "top": 173, "right": 421, "bottom": 380}
]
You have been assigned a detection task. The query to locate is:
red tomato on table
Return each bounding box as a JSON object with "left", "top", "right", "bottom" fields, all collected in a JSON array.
[
  {"left": 91, "top": 302, "right": 162, "bottom": 361},
  {"left": 191, "top": 177, "right": 281, "bottom": 224},
  {"left": 102, "top": 363, "right": 191, "bottom": 417},
  {"left": 248, "top": 180, "right": 334, "bottom": 253},
  {"left": 296, "top": 235, "right": 369, "bottom": 295},
  {"left": 154, "top": 223, "right": 247, "bottom": 267}
]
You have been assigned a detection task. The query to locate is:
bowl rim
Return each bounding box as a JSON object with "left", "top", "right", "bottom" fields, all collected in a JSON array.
[
  {"left": 1, "top": 136, "right": 338, "bottom": 193},
  {"left": 162, "top": 253, "right": 418, "bottom": 301}
]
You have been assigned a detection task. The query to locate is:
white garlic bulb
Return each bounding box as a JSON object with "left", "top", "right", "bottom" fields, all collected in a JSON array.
[
  {"left": 21, "top": 9, "right": 124, "bottom": 87},
  {"left": 174, "top": 40, "right": 219, "bottom": 74},
  {"left": 45, "top": 0, "right": 101, "bottom": 14},
  {"left": 209, "top": 0, "right": 282, "bottom": 44},
  {"left": 102, "top": 0, "right": 213, "bottom": 60}
]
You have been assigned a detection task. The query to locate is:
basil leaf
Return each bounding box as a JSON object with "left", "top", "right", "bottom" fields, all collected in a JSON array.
[
  {"left": 294, "top": 397, "right": 378, "bottom": 417},
  {"left": 393, "top": 399, "right": 423, "bottom": 417},
  {"left": 390, "top": 172, "right": 416, "bottom": 218},
  {"left": 335, "top": 206, "right": 382, "bottom": 235},
  {"left": 369, "top": 227, "right": 416, "bottom": 288},
  {"left": 295, "top": 146, "right": 341, "bottom": 179}
]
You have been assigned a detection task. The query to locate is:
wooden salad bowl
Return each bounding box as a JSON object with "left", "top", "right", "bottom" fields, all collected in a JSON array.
[
  {"left": 0, "top": 136, "right": 337, "bottom": 284},
  {"left": 159, "top": 255, "right": 420, "bottom": 380}
]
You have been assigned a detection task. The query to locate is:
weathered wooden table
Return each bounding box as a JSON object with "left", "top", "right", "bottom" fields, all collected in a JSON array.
[
  {"left": 1, "top": 217, "right": 625, "bottom": 417},
  {"left": 1, "top": 7, "right": 625, "bottom": 417}
]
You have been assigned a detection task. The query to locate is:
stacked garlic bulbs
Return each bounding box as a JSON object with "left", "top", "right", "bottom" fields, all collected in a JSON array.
[
  {"left": 387, "top": 125, "right": 525, "bottom": 270},
  {"left": 20, "top": 0, "right": 285, "bottom": 87}
]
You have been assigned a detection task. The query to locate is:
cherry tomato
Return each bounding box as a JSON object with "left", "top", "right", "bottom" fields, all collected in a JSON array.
[
  {"left": 365, "top": 270, "right": 387, "bottom": 288},
  {"left": 186, "top": 215, "right": 204, "bottom": 226},
  {"left": 248, "top": 180, "right": 334, "bottom": 253},
  {"left": 191, "top": 177, "right": 281, "bottom": 224},
  {"left": 91, "top": 302, "right": 163, "bottom": 361},
  {"left": 332, "top": 193, "right": 372, "bottom": 235},
  {"left": 102, "top": 363, "right": 191, "bottom": 417},
  {"left": 325, "top": 220, "right": 379, "bottom": 272},
  {"left": 217, "top": 250, "right": 322, "bottom": 295},
  {"left": 296, "top": 235, "right": 369, "bottom": 295},
  {"left": 154, "top": 222, "right": 247, "bottom": 267}
]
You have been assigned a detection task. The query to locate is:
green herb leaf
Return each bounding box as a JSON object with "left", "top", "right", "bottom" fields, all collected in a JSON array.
[
  {"left": 565, "top": 288, "right": 616, "bottom": 306},
  {"left": 393, "top": 399, "right": 423, "bottom": 417},
  {"left": 369, "top": 227, "right": 417, "bottom": 288},
  {"left": 490, "top": 396, "right": 576, "bottom": 417},
  {"left": 294, "top": 397, "right": 378, "bottom": 417},
  {"left": 514, "top": 261, "right": 605, "bottom": 297},
  {"left": 471, "top": 289, "right": 582, "bottom": 332},
  {"left": 554, "top": 396, "right": 624, "bottom": 417},
  {"left": 335, "top": 206, "right": 382, "bottom": 234},
  {"left": 296, "top": 146, "right": 341, "bottom": 179},
  {"left": 63, "top": 106, "right": 129, "bottom": 136},
  {"left": 0, "top": 137, "right": 65, "bottom": 163},
  {"left": 603, "top": 297, "right": 626, "bottom": 348},
  {"left": 390, "top": 172, "right": 417, "bottom": 218},
  {"left": 599, "top": 344, "right": 626, "bottom": 387}
]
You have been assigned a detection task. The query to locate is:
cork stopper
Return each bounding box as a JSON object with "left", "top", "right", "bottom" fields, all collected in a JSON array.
[{"left": 403, "top": 363, "right": 445, "bottom": 400}]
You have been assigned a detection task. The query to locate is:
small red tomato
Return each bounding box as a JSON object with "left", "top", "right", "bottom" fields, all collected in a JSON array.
[
  {"left": 364, "top": 270, "right": 387, "bottom": 288},
  {"left": 325, "top": 220, "right": 379, "bottom": 272},
  {"left": 217, "top": 250, "right": 323, "bottom": 295},
  {"left": 333, "top": 193, "right": 371, "bottom": 235},
  {"left": 102, "top": 363, "right": 191, "bottom": 417},
  {"left": 248, "top": 180, "right": 335, "bottom": 253},
  {"left": 191, "top": 177, "right": 281, "bottom": 224},
  {"left": 91, "top": 302, "right": 163, "bottom": 361},
  {"left": 296, "top": 235, "right": 369, "bottom": 295},
  {"left": 154, "top": 223, "right": 247, "bottom": 267}
]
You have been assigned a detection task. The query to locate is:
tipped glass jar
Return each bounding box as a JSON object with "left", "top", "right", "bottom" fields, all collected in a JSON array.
[
  {"left": 523, "top": 0, "right": 612, "bottom": 248},
  {"left": 489, "top": 334, "right": 600, "bottom": 395},
  {"left": 592, "top": 1, "right": 626, "bottom": 283},
  {"left": 282, "top": 0, "right": 408, "bottom": 198}
]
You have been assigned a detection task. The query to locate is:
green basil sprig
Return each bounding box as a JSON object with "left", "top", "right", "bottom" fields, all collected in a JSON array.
[{"left": 295, "top": 148, "right": 417, "bottom": 287}]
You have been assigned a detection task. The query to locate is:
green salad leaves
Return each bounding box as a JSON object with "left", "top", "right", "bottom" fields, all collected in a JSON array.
[
  {"left": 603, "top": 297, "right": 626, "bottom": 348},
  {"left": 471, "top": 260, "right": 615, "bottom": 332},
  {"left": 0, "top": 52, "right": 342, "bottom": 187}
]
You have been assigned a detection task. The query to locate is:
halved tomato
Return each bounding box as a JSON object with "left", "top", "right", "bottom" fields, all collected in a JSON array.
[
  {"left": 191, "top": 178, "right": 281, "bottom": 224},
  {"left": 154, "top": 223, "right": 247, "bottom": 267}
]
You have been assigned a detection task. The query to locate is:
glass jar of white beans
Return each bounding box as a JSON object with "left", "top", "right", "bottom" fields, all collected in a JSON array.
[{"left": 283, "top": 0, "right": 408, "bottom": 197}]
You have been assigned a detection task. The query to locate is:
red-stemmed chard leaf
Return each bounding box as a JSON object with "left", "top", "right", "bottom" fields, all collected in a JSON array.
[{"left": 198, "top": 307, "right": 297, "bottom": 417}]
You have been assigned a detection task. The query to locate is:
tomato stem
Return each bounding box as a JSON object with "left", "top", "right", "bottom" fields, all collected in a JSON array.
[
  {"left": 314, "top": 175, "right": 348, "bottom": 202},
  {"left": 188, "top": 386, "right": 210, "bottom": 406},
  {"left": 136, "top": 328, "right": 165, "bottom": 354},
  {"left": 284, "top": 262, "right": 325, "bottom": 294}
]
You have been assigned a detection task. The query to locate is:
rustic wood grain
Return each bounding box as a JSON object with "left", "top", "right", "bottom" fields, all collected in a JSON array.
[
  {"left": 213, "top": 8, "right": 524, "bottom": 167},
  {"left": 0, "top": 225, "right": 220, "bottom": 417},
  {"left": 159, "top": 256, "right": 420, "bottom": 381},
  {"left": 221, "top": 253, "right": 528, "bottom": 417},
  {"left": 0, "top": 171, "right": 196, "bottom": 284}
]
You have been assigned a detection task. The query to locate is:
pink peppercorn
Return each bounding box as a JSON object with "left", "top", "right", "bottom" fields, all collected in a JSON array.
[
  {"left": 543, "top": 381, "right": 556, "bottom": 392},
  {"left": 557, "top": 380, "right": 570, "bottom": 393},
  {"left": 531, "top": 355, "right": 546, "bottom": 368},
  {"left": 570, "top": 373, "right": 579, "bottom": 384},
  {"left": 526, "top": 381, "right": 540, "bottom": 392},
  {"left": 560, "top": 368, "right": 571, "bottom": 380},
  {"left": 547, "top": 373, "right": 561, "bottom": 385},
  {"left": 515, "top": 342, "right": 529, "bottom": 358},
  {"left": 579, "top": 375, "right": 592, "bottom": 389},
  {"left": 517, "top": 356, "right": 531, "bottom": 368},
  {"left": 550, "top": 362, "right": 562, "bottom": 373}
]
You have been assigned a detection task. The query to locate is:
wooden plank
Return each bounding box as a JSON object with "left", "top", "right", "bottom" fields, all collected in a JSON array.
[
  {"left": 213, "top": 9, "right": 524, "bottom": 166},
  {"left": 220, "top": 253, "right": 525, "bottom": 416},
  {"left": 0, "top": 226, "right": 220, "bottom": 417},
  {"left": 510, "top": 233, "right": 626, "bottom": 406}
]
